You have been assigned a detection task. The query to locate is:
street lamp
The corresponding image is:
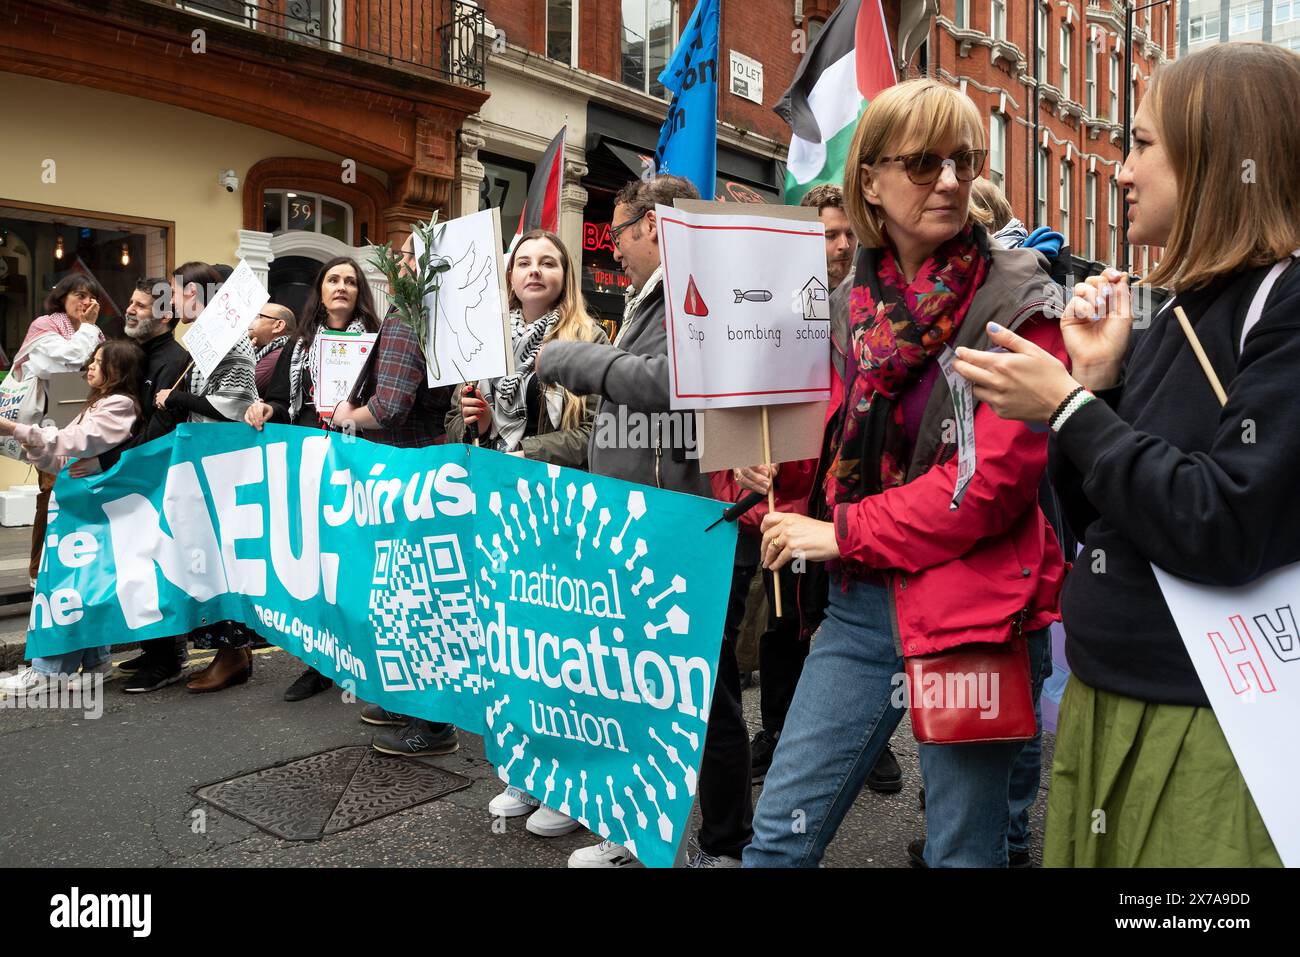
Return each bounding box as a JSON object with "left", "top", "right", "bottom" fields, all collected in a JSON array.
[{"left": 1121, "top": 0, "right": 1171, "bottom": 271}]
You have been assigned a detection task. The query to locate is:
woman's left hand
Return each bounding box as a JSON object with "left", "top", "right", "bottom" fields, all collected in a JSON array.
[
  {"left": 331, "top": 401, "right": 354, "bottom": 427},
  {"left": 952, "top": 323, "right": 1080, "bottom": 423},
  {"left": 760, "top": 511, "right": 839, "bottom": 571},
  {"left": 154, "top": 388, "right": 172, "bottom": 410}
]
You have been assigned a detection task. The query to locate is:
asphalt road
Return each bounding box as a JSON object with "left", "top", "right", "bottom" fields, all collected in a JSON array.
[{"left": 0, "top": 641, "right": 1052, "bottom": 868}]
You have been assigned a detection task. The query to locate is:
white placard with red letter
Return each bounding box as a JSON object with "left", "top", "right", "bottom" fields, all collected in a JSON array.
[
  {"left": 1152, "top": 562, "right": 1300, "bottom": 866},
  {"left": 182, "top": 260, "right": 269, "bottom": 379},
  {"left": 656, "top": 203, "right": 831, "bottom": 410}
]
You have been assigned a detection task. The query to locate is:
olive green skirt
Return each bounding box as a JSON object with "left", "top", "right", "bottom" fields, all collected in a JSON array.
[{"left": 1044, "top": 675, "right": 1281, "bottom": 867}]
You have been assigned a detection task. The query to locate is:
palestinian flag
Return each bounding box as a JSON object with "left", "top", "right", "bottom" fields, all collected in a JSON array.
[
  {"left": 774, "top": 0, "right": 896, "bottom": 205},
  {"left": 513, "top": 126, "right": 566, "bottom": 245}
]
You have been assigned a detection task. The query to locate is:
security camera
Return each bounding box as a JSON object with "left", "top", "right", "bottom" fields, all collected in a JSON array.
[{"left": 218, "top": 169, "right": 239, "bottom": 193}]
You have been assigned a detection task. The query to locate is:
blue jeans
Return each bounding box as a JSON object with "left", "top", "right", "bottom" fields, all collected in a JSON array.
[
  {"left": 917, "top": 627, "right": 1050, "bottom": 867},
  {"left": 744, "top": 578, "right": 905, "bottom": 867},
  {"left": 31, "top": 647, "right": 110, "bottom": 676},
  {"left": 1008, "top": 631, "right": 1052, "bottom": 853},
  {"left": 743, "top": 575, "right": 1050, "bottom": 868}
]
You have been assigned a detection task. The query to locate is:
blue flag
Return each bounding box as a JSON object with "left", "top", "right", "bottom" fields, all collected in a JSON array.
[{"left": 654, "top": 0, "right": 720, "bottom": 200}]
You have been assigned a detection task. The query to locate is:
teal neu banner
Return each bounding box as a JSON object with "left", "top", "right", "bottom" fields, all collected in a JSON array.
[{"left": 27, "top": 424, "right": 738, "bottom": 867}]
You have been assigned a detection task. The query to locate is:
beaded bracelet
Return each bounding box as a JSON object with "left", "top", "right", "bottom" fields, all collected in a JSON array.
[
  {"left": 1048, "top": 387, "right": 1087, "bottom": 430},
  {"left": 1051, "top": 389, "right": 1097, "bottom": 433}
]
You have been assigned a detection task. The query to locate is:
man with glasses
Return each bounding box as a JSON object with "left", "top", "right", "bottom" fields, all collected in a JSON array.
[{"left": 537, "top": 175, "right": 754, "bottom": 868}]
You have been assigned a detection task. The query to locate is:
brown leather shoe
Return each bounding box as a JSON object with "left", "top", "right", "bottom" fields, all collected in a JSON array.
[{"left": 186, "top": 648, "right": 252, "bottom": 693}]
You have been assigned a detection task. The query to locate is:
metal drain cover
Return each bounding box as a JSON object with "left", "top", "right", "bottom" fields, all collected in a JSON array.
[{"left": 195, "top": 746, "right": 472, "bottom": 840}]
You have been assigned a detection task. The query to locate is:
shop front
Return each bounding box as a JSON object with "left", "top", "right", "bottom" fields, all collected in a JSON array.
[{"left": 581, "top": 103, "right": 786, "bottom": 331}]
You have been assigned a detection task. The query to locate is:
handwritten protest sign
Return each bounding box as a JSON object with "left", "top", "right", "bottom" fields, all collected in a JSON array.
[
  {"left": 415, "top": 208, "right": 513, "bottom": 387},
  {"left": 657, "top": 203, "right": 831, "bottom": 411},
  {"left": 1152, "top": 562, "right": 1300, "bottom": 866},
  {"left": 313, "top": 331, "right": 377, "bottom": 419},
  {"left": 27, "top": 426, "right": 737, "bottom": 868},
  {"left": 182, "top": 260, "right": 269, "bottom": 379}
]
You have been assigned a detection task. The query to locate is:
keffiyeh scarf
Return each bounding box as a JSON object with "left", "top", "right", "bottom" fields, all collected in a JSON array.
[
  {"left": 188, "top": 334, "right": 259, "bottom": 423},
  {"left": 484, "top": 308, "right": 560, "bottom": 451}
]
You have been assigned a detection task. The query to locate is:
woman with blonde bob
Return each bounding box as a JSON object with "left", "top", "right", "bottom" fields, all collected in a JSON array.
[
  {"left": 446, "top": 229, "right": 608, "bottom": 467},
  {"left": 446, "top": 229, "right": 607, "bottom": 838},
  {"left": 742, "top": 78, "right": 1068, "bottom": 868},
  {"left": 954, "top": 43, "right": 1298, "bottom": 866}
]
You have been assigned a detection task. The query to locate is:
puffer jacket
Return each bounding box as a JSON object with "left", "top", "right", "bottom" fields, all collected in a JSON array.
[{"left": 820, "top": 241, "right": 1069, "bottom": 656}]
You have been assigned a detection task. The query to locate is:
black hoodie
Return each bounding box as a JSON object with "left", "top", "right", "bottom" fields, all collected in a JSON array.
[{"left": 1050, "top": 260, "right": 1300, "bottom": 706}]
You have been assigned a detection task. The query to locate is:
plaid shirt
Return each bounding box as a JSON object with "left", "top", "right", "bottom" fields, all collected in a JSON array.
[{"left": 363, "top": 312, "right": 453, "bottom": 448}]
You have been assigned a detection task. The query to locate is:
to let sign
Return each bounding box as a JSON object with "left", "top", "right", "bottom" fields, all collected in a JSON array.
[{"left": 729, "top": 50, "right": 763, "bottom": 105}]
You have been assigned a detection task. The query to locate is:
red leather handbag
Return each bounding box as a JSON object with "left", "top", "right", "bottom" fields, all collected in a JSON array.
[{"left": 905, "top": 636, "right": 1036, "bottom": 744}]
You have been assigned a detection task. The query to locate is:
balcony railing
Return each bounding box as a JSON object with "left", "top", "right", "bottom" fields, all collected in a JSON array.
[{"left": 173, "top": 0, "right": 486, "bottom": 87}]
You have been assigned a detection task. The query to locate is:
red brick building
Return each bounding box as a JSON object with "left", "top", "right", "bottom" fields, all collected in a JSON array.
[
  {"left": 921, "top": 1, "right": 1176, "bottom": 272},
  {"left": 469, "top": 1, "right": 921, "bottom": 326}
]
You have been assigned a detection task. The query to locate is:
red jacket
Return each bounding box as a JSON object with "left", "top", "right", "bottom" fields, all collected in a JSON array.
[{"left": 827, "top": 312, "right": 1067, "bottom": 656}]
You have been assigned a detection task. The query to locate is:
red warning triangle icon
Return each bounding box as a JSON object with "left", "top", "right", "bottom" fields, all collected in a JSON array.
[{"left": 684, "top": 275, "right": 709, "bottom": 317}]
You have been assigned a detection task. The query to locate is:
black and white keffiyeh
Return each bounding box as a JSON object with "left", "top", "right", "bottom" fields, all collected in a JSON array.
[
  {"left": 289, "top": 318, "right": 369, "bottom": 422},
  {"left": 254, "top": 334, "right": 290, "bottom": 365},
  {"left": 484, "top": 308, "right": 559, "bottom": 451},
  {"left": 188, "top": 335, "right": 258, "bottom": 423}
]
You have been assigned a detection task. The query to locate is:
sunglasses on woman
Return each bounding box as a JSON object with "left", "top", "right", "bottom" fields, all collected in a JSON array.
[{"left": 874, "top": 149, "right": 988, "bottom": 186}]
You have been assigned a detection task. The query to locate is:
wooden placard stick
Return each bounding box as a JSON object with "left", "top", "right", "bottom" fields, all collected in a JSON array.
[
  {"left": 1173, "top": 306, "right": 1228, "bottom": 407},
  {"left": 169, "top": 360, "right": 194, "bottom": 392},
  {"left": 761, "top": 404, "right": 784, "bottom": 617}
]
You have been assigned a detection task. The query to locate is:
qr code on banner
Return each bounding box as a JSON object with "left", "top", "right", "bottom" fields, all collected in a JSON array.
[{"left": 368, "top": 535, "right": 487, "bottom": 695}]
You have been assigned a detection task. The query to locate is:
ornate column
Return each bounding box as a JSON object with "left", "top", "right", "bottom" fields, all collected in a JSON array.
[
  {"left": 560, "top": 156, "right": 589, "bottom": 262},
  {"left": 234, "top": 229, "right": 275, "bottom": 288},
  {"left": 456, "top": 117, "right": 487, "bottom": 220}
]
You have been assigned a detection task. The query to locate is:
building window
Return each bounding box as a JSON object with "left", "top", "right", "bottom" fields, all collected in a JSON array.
[
  {"left": 955, "top": 0, "right": 970, "bottom": 29},
  {"left": 990, "top": 112, "right": 1007, "bottom": 189},
  {"left": 1037, "top": 149, "right": 1049, "bottom": 228},
  {"left": 262, "top": 189, "right": 353, "bottom": 244},
  {"left": 621, "top": 0, "right": 676, "bottom": 98},
  {"left": 1277, "top": 1, "right": 1297, "bottom": 25},
  {"left": 1109, "top": 54, "right": 1120, "bottom": 122},
  {"left": 1085, "top": 36, "right": 1097, "bottom": 115},
  {"left": 1190, "top": 13, "right": 1222, "bottom": 41},
  {"left": 807, "top": 18, "right": 826, "bottom": 45},
  {"left": 1036, "top": 3, "right": 1049, "bottom": 80},
  {"left": 547, "top": 0, "right": 577, "bottom": 66},
  {"left": 1229, "top": 2, "right": 1264, "bottom": 34},
  {"left": 179, "top": 1, "right": 252, "bottom": 27},
  {"left": 1060, "top": 23, "right": 1071, "bottom": 97},
  {"left": 1108, "top": 178, "right": 1119, "bottom": 265},
  {"left": 1085, "top": 172, "right": 1097, "bottom": 260},
  {"left": 1060, "top": 158, "right": 1072, "bottom": 243},
  {"left": 990, "top": 0, "right": 1006, "bottom": 39}
]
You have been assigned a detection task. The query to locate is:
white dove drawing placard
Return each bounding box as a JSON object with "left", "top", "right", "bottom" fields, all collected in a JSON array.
[{"left": 414, "top": 207, "right": 514, "bottom": 386}]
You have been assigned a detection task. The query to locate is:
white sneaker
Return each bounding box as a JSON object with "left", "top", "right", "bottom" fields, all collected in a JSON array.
[
  {"left": 0, "top": 666, "right": 54, "bottom": 698},
  {"left": 687, "top": 850, "right": 743, "bottom": 868},
  {"left": 488, "top": 786, "right": 539, "bottom": 818},
  {"left": 69, "top": 663, "right": 111, "bottom": 692},
  {"left": 567, "top": 839, "right": 640, "bottom": 868},
  {"left": 525, "top": 804, "right": 581, "bottom": 837}
]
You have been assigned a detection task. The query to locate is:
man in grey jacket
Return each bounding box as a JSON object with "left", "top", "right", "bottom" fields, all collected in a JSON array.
[
  {"left": 538, "top": 175, "right": 710, "bottom": 498},
  {"left": 538, "top": 175, "right": 753, "bottom": 867}
]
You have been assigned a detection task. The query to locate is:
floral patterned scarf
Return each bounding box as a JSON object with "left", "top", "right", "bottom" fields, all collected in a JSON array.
[{"left": 824, "top": 226, "right": 989, "bottom": 511}]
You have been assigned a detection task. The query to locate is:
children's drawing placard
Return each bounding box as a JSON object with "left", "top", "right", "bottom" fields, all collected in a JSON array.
[
  {"left": 415, "top": 208, "right": 513, "bottom": 387},
  {"left": 314, "top": 331, "right": 378, "bottom": 418},
  {"left": 1152, "top": 562, "right": 1300, "bottom": 866},
  {"left": 657, "top": 202, "right": 831, "bottom": 411},
  {"left": 182, "top": 260, "right": 269, "bottom": 379}
]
